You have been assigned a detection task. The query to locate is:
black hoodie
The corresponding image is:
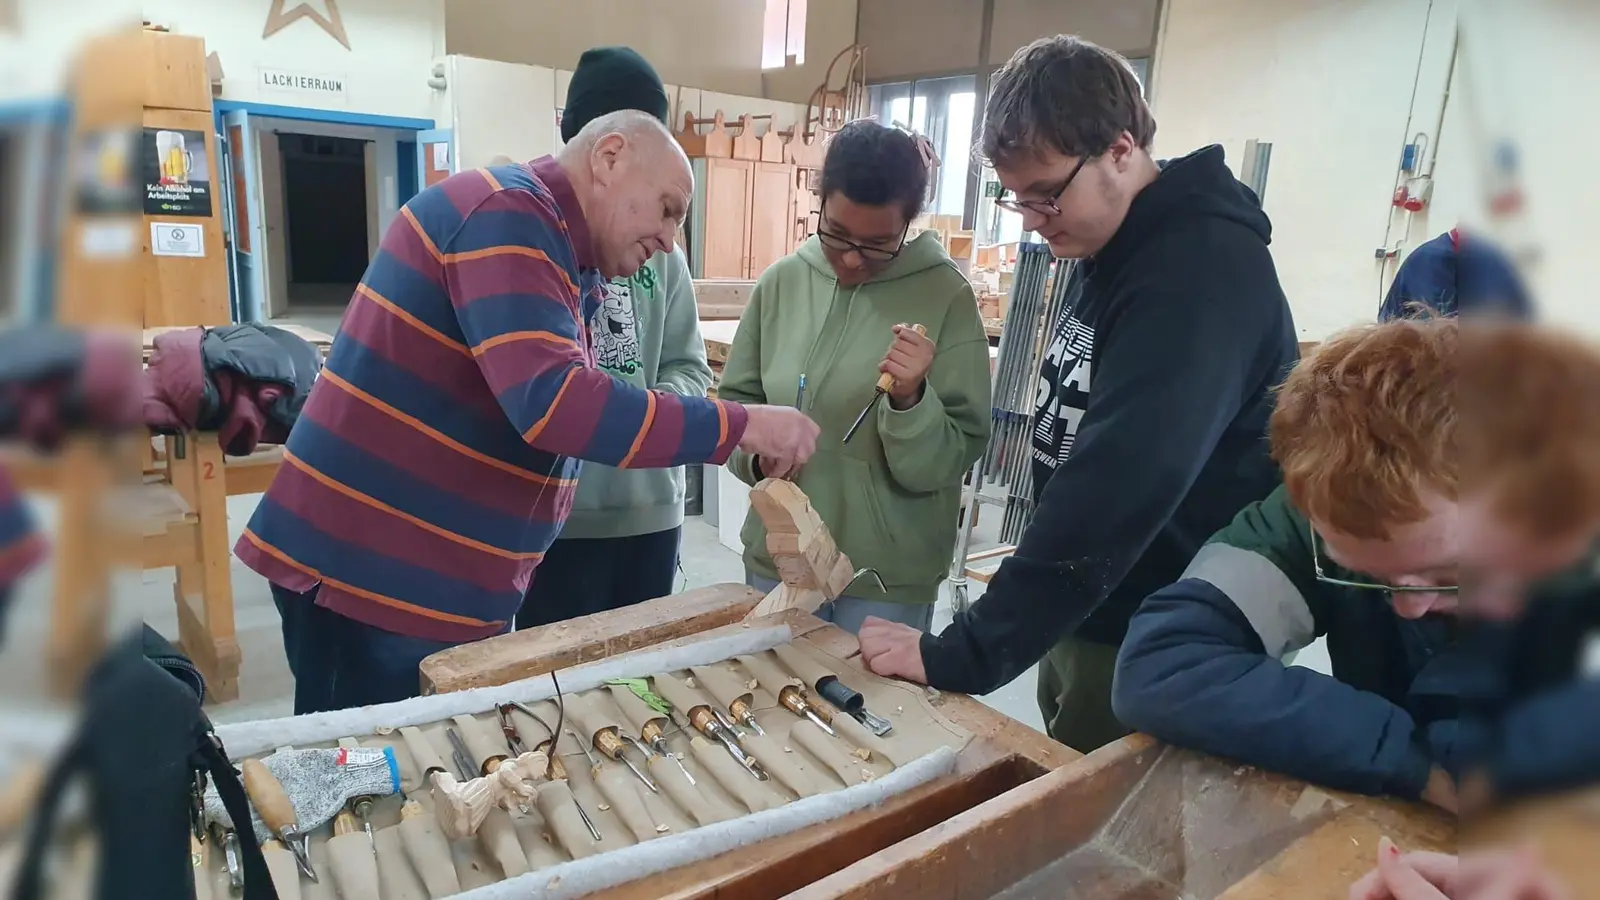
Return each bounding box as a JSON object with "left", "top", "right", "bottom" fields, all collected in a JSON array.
[{"left": 922, "top": 144, "right": 1299, "bottom": 695}]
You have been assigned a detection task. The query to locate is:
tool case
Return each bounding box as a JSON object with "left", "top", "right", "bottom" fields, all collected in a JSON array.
[{"left": 9, "top": 625, "right": 279, "bottom": 899}]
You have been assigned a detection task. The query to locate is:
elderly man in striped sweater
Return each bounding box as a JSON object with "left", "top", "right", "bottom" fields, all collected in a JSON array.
[{"left": 237, "top": 111, "right": 818, "bottom": 714}]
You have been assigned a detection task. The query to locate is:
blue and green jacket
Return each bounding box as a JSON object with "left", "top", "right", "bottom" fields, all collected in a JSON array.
[{"left": 1113, "top": 484, "right": 1600, "bottom": 802}]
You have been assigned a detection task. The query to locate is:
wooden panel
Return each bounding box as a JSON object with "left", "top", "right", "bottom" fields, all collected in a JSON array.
[
  {"left": 142, "top": 107, "right": 230, "bottom": 327},
  {"left": 700, "top": 157, "right": 755, "bottom": 278},
  {"left": 140, "top": 30, "right": 211, "bottom": 112},
  {"left": 418, "top": 583, "right": 766, "bottom": 694},
  {"left": 693, "top": 278, "right": 754, "bottom": 320},
  {"left": 748, "top": 161, "right": 795, "bottom": 278},
  {"left": 227, "top": 123, "right": 251, "bottom": 253}
]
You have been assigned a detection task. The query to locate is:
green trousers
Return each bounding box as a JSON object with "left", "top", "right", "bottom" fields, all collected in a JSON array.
[{"left": 1036, "top": 635, "right": 1134, "bottom": 754}]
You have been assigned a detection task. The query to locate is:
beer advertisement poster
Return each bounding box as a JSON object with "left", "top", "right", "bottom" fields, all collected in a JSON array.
[{"left": 142, "top": 127, "right": 213, "bottom": 217}]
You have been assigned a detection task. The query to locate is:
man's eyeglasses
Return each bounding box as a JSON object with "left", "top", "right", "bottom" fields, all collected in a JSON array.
[
  {"left": 1309, "top": 526, "right": 1460, "bottom": 595},
  {"left": 813, "top": 210, "right": 908, "bottom": 263},
  {"left": 995, "top": 155, "right": 1091, "bottom": 216}
]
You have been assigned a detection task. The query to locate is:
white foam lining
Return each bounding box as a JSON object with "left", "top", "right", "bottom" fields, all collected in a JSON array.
[
  {"left": 214, "top": 624, "right": 793, "bottom": 758},
  {"left": 461, "top": 745, "right": 959, "bottom": 900}
]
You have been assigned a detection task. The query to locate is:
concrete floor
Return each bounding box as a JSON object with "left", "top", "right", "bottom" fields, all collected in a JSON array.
[{"left": 0, "top": 487, "right": 1052, "bottom": 731}]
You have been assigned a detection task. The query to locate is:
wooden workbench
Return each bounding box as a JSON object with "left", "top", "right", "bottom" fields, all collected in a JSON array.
[{"left": 418, "top": 585, "right": 1502, "bottom": 899}]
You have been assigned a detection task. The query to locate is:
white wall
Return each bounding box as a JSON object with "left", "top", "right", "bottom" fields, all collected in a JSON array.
[
  {"left": 1149, "top": 0, "right": 1599, "bottom": 337},
  {"left": 449, "top": 56, "right": 560, "bottom": 169},
  {"left": 142, "top": 0, "right": 447, "bottom": 121},
  {"left": 448, "top": 54, "right": 810, "bottom": 169}
]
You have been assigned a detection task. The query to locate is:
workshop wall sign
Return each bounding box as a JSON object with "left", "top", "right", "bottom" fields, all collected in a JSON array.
[
  {"left": 259, "top": 67, "right": 350, "bottom": 103},
  {"left": 141, "top": 127, "right": 213, "bottom": 217}
]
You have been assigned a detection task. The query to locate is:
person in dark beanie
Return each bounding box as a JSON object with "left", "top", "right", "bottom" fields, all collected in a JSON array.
[
  {"left": 857, "top": 34, "right": 1298, "bottom": 754},
  {"left": 515, "top": 47, "right": 713, "bottom": 630},
  {"left": 560, "top": 46, "right": 671, "bottom": 144}
]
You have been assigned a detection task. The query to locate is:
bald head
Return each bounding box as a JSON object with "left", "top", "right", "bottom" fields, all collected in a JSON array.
[{"left": 559, "top": 110, "right": 692, "bottom": 278}]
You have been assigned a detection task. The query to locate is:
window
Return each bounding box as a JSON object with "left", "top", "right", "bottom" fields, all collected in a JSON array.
[
  {"left": 867, "top": 75, "right": 977, "bottom": 220},
  {"left": 762, "top": 0, "right": 807, "bottom": 70}
]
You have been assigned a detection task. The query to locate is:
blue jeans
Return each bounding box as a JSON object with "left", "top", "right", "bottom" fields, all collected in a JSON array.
[
  {"left": 745, "top": 571, "right": 935, "bottom": 635},
  {"left": 271, "top": 584, "right": 458, "bottom": 715}
]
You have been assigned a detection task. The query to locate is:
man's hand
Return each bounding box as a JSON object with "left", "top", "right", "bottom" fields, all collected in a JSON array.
[
  {"left": 740, "top": 405, "right": 820, "bottom": 480},
  {"left": 1349, "top": 839, "right": 1567, "bottom": 900},
  {"left": 1421, "top": 766, "right": 1459, "bottom": 815},
  {"left": 858, "top": 617, "right": 928, "bottom": 684},
  {"left": 757, "top": 455, "right": 802, "bottom": 481},
  {"left": 880, "top": 324, "right": 935, "bottom": 410}
]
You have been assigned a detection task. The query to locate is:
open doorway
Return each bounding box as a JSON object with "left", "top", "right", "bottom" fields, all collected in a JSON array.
[{"left": 278, "top": 132, "right": 370, "bottom": 311}]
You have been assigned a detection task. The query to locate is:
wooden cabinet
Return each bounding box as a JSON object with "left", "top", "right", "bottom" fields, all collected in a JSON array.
[
  {"left": 691, "top": 158, "right": 797, "bottom": 280},
  {"left": 701, "top": 157, "right": 754, "bottom": 279},
  {"left": 748, "top": 162, "right": 794, "bottom": 278}
]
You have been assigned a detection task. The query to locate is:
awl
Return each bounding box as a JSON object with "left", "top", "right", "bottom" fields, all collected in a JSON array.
[{"left": 842, "top": 323, "right": 927, "bottom": 444}]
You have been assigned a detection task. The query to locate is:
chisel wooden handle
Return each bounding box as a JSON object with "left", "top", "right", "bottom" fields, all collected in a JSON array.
[
  {"left": 240, "top": 758, "right": 298, "bottom": 836},
  {"left": 874, "top": 323, "right": 927, "bottom": 391}
]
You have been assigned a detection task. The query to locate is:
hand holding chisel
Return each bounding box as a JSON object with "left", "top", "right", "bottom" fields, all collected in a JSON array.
[{"left": 843, "top": 323, "right": 931, "bottom": 444}]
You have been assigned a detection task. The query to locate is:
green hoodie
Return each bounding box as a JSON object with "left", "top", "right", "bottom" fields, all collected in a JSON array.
[
  {"left": 560, "top": 246, "right": 713, "bottom": 540},
  {"left": 720, "top": 232, "right": 993, "bottom": 605}
]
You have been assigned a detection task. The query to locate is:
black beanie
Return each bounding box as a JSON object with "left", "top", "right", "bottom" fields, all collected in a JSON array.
[{"left": 562, "top": 46, "right": 670, "bottom": 143}]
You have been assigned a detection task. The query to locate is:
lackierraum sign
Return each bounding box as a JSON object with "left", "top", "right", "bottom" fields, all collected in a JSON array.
[{"left": 258, "top": 67, "right": 350, "bottom": 103}]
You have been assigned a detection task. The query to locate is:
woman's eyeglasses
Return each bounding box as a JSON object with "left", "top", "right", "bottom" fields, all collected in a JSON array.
[
  {"left": 995, "top": 155, "right": 1091, "bottom": 216},
  {"left": 812, "top": 207, "right": 908, "bottom": 262},
  {"left": 1309, "top": 526, "right": 1460, "bottom": 595}
]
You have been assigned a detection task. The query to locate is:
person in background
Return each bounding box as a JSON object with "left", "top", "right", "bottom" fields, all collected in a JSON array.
[
  {"left": 857, "top": 34, "right": 1297, "bottom": 754},
  {"left": 236, "top": 110, "right": 820, "bottom": 714},
  {"left": 1112, "top": 319, "right": 1600, "bottom": 818},
  {"left": 716, "top": 120, "right": 992, "bottom": 634},
  {"left": 1379, "top": 227, "right": 1534, "bottom": 321},
  {"left": 515, "top": 47, "right": 712, "bottom": 629},
  {"left": 0, "top": 469, "right": 44, "bottom": 642}
]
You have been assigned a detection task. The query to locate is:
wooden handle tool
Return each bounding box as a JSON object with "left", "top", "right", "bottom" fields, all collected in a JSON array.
[
  {"left": 843, "top": 323, "right": 927, "bottom": 444},
  {"left": 240, "top": 759, "right": 317, "bottom": 883},
  {"left": 327, "top": 810, "right": 380, "bottom": 899}
]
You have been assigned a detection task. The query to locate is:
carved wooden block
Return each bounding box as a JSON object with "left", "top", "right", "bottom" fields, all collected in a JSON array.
[{"left": 746, "top": 479, "right": 854, "bottom": 619}]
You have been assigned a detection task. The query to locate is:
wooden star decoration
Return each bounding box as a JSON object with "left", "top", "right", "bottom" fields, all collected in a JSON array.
[{"left": 263, "top": 0, "right": 350, "bottom": 51}]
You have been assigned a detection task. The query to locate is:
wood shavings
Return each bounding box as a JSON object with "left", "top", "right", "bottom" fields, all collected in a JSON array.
[
  {"left": 851, "top": 748, "right": 873, "bottom": 762},
  {"left": 859, "top": 770, "right": 876, "bottom": 783},
  {"left": 373, "top": 725, "right": 395, "bottom": 735},
  {"left": 895, "top": 706, "right": 903, "bottom": 714},
  {"left": 597, "top": 803, "right": 610, "bottom": 811},
  {"left": 924, "top": 688, "right": 941, "bottom": 702},
  {"left": 547, "top": 876, "right": 562, "bottom": 889},
  {"left": 783, "top": 746, "right": 793, "bottom": 753},
  {"left": 747, "top": 679, "right": 760, "bottom": 691},
  {"left": 685, "top": 676, "right": 697, "bottom": 689},
  {"left": 655, "top": 824, "right": 671, "bottom": 833}
]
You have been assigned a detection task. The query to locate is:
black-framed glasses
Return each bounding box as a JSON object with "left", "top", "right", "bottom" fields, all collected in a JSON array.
[
  {"left": 995, "top": 155, "right": 1091, "bottom": 216},
  {"left": 1309, "top": 525, "right": 1460, "bottom": 595},
  {"left": 813, "top": 206, "right": 909, "bottom": 262}
]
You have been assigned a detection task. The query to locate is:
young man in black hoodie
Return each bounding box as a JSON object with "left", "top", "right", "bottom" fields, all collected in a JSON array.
[{"left": 858, "top": 34, "right": 1299, "bottom": 753}]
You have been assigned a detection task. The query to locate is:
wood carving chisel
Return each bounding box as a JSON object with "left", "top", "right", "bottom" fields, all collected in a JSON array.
[
  {"left": 842, "top": 323, "right": 927, "bottom": 444},
  {"left": 503, "top": 701, "right": 604, "bottom": 840},
  {"left": 240, "top": 758, "right": 317, "bottom": 882}
]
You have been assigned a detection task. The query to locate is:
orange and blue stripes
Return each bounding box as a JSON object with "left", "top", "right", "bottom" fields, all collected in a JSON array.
[
  {"left": 0, "top": 469, "right": 44, "bottom": 591},
  {"left": 235, "top": 157, "right": 746, "bottom": 641}
]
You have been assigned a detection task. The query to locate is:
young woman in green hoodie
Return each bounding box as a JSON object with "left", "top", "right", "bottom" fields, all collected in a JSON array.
[{"left": 719, "top": 121, "right": 993, "bottom": 634}]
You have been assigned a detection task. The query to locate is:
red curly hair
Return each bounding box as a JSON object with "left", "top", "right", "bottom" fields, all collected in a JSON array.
[
  {"left": 1270, "top": 319, "right": 1459, "bottom": 540},
  {"left": 1461, "top": 323, "right": 1600, "bottom": 540}
]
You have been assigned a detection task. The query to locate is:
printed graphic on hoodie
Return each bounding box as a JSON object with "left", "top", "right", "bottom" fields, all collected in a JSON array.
[
  {"left": 593, "top": 277, "right": 644, "bottom": 376},
  {"left": 1032, "top": 311, "right": 1095, "bottom": 469}
]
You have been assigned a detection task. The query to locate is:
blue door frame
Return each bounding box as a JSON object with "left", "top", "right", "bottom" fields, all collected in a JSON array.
[{"left": 210, "top": 101, "right": 436, "bottom": 322}]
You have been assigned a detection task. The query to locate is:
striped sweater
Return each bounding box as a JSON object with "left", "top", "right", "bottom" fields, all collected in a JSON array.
[{"left": 235, "top": 157, "right": 747, "bottom": 641}]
